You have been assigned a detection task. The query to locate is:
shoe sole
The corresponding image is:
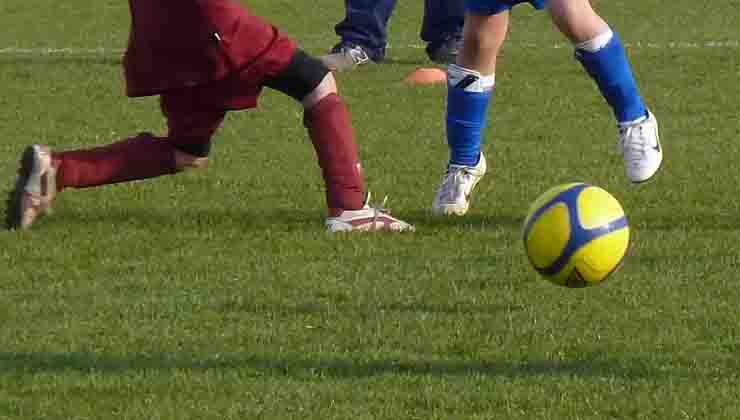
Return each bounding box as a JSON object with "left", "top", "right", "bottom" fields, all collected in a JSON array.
[
  {"left": 319, "top": 57, "right": 370, "bottom": 72},
  {"left": 630, "top": 156, "right": 663, "bottom": 185},
  {"left": 6, "top": 146, "right": 37, "bottom": 229},
  {"left": 6, "top": 145, "right": 55, "bottom": 230},
  {"left": 326, "top": 218, "right": 415, "bottom": 233},
  {"left": 318, "top": 51, "right": 375, "bottom": 72},
  {"left": 629, "top": 142, "right": 663, "bottom": 185}
]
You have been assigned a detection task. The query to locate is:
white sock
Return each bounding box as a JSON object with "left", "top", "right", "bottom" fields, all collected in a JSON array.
[
  {"left": 574, "top": 28, "right": 614, "bottom": 53},
  {"left": 447, "top": 64, "right": 495, "bottom": 92},
  {"left": 618, "top": 113, "right": 649, "bottom": 127}
]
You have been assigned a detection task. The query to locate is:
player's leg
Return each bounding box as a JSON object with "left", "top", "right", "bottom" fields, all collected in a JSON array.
[
  {"left": 420, "top": 0, "right": 465, "bottom": 64},
  {"left": 547, "top": 0, "right": 661, "bottom": 183},
  {"left": 320, "top": 0, "right": 396, "bottom": 71},
  {"left": 432, "top": 6, "right": 508, "bottom": 216},
  {"left": 52, "top": 97, "right": 223, "bottom": 187},
  {"left": 6, "top": 98, "right": 224, "bottom": 229},
  {"left": 264, "top": 50, "right": 413, "bottom": 232}
]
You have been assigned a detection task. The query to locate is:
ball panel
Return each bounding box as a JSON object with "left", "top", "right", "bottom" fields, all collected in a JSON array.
[
  {"left": 543, "top": 259, "right": 590, "bottom": 288},
  {"left": 523, "top": 182, "right": 584, "bottom": 229},
  {"left": 577, "top": 186, "right": 627, "bottom": 230},
  {"left": 572, "top": 227, "right": 630, "bottom": 284},
  {"left": 525, "top": 202, "right": 571, "bottom": 270},
  {"left": 547, "top": 259, "right": 577, "bottom": 287}
]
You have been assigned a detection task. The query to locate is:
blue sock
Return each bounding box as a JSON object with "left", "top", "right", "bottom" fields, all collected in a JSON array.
[
  {"left": 575, "top": 32, "right": 647, "bottom": 123},
  {"left": 446, "top": 64, "right": 494, "bottom": 166}
]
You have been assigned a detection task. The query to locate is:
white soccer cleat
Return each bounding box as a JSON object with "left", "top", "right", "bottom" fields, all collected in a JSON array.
[
  {"left": 432, "top": 153, "right": 487, "bottom": 216},
  {"left": 325, "top": 194, "right": 415, "bottom": 233},
  {"left": 618, "top": 111, "right": 662, "bottom": 183},
  {"left": 7, "top": 145, "right": 57, "bottom": 229}
]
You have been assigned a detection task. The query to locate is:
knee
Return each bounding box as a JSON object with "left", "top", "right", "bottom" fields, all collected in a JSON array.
[
  {"left": 174, "top": 150, "right": 209, "bottom": 171},
  {"left": 467, "top": 32, "right": 503, "bottom": 57},
  {"left": 264, "top": 49, "right": 332, "bottom": 107},
  {"left": 171, "top": 140, "right": 211, "bottom": 171},
  {"left": 463, "top": 15, "right": 507, "bottom": 56},
  {"left": 303, "top": 72, "right": 337, "bottom": 109},
  {"left": 547, "top": 0, "right": 607, "bottom": 42}
]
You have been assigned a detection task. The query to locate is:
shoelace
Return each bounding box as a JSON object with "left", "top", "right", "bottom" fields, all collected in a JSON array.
[
  {"left": 438, "top": 167, "right": 471, "bottom": 201},
  {"left": 371, "top": 195, "right": 390, "bottom": 230},
  {"left": 438, "top": 171, "right": 458, "bottom": 201},
  {"left": 619, "top": 125, "right": 649, "bottom": 162}
]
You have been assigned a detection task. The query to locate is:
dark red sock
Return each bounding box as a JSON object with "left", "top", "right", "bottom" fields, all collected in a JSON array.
[
  {"left": 304, "top": 94, "right": 365, "bottom": 214},
  {"left": 53, "top": 132, "right": 178, "bottom": 190}
]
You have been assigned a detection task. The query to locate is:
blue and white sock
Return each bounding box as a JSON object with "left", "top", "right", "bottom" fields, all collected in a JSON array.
[
  {"left": 446, "top": 64, "right": 495, "bottom": 167},
  {"left": 575, "top": 29, "right": 647, "bottom": 125}
]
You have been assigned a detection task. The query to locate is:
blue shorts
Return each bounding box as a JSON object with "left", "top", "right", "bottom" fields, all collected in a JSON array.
[{"left": 465, "top": 0, "right": 546, "bottom": 15}]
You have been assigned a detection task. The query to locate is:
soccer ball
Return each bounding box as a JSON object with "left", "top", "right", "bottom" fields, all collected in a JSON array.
[{"left": 522, "top": 183, "right": 630, "bottom": 288}]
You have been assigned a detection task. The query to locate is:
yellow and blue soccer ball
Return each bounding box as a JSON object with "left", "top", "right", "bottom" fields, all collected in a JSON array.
[{"left": 522, "top": 183, "right": 630, "bottom": 288}]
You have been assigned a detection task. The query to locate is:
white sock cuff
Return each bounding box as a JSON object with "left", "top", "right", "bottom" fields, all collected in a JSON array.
[
  {"left": 574, "top": 28, "right": 614, "bottom": 53},
  {"left": 447, "top": 64, "right": 495, "bottom": 93}
]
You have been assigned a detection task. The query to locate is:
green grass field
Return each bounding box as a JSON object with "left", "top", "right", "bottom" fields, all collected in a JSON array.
[{"left": 1, "top": 1, "right": 739, "bottom": 418}]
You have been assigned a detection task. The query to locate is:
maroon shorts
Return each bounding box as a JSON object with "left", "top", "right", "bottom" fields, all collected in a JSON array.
[
  {"left": 125, "top": 0, "right": 297, "bottom": 98},
  {"left": 161, "top": 34, "right": 296, "bottom": 113},
  {"left": 157, "top": 38, "right": 296, "bottom": 155}
]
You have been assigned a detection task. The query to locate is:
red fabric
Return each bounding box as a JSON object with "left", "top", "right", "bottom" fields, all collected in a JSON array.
[
  {"left": 158, "top": 54, "right": 295, "bottom": 112},
  {"left": 53, "top": 94, "right": 367, "bottom": 213},
  {"left": 53, "top": 92, "right": 230, "bottom": 190},
  {"left": 125, "top": 0, "right": 296, "bottom": 98},
  {"left": 160, "top": 93, "right": 226, "bottom": 148},
  {"left": 304, "top": 94, "right": 366, "bottom": 213},
  {"left": 52, "top": 45, "right": 305, "bottom": 192},
  {"left": 53, "top": 133, "right": 178, "bottom": 190}
]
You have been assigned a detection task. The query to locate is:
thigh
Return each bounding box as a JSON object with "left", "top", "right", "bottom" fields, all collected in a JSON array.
[
  {"left": 458, "top": 12, "right": 509, "bottom": 72},
  {"left": 465, "top": 0, "right": 545, "bottom": 15},
  {"left": 158, "top": 26, "right": 297, "bottom": 154},
  {"left": 545, "top": 0, "right": 605, "bottom": 42},
  {"left": 162, "top": 26, "right": 296, "bottom": 114},
  {"left": 160, "top": 89, "right": 227, "bottom": 156},
  {"left": 204, "top": 33, "right": 297, "bottom": 111}
]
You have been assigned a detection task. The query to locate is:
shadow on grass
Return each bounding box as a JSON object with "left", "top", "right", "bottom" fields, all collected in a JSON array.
[
  {"left": 12, "top": 200, "right": 740, "bottom": 234},
  {"left": 3, "top": 202, "right": 525, "bottom": 234},
  {"left": 402, "top": 210, "right": 524, "bottom": 231},
  {"left": 15, "top": 206, "right": 325, "bottom": 233},
  {"left": 0, "top": 351, "right": 704, "bottom": 380}
]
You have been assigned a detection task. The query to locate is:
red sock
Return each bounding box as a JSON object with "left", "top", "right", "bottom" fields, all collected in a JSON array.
[
  {"left": 304, "top": 94, "right": 365, "bottom": 215},
  {"left": 53, "top": 132, "right": 178, "bottom": 190}
]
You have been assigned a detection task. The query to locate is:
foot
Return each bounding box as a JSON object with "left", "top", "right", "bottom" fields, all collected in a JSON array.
[
  {"left": 432, "top": 154, "right": 487, "bottom": 216},
  {"left": 426, "top": 34, "right": 463, "bottom": 65},
  {"left": 6, "top": 145, "right": 57, "bottom": 230},
  {"left": 326, "top": 194, "right": 414, "bottom": 232},
  {"left": 318, "top": 43, "right": 375, "bottom": 72},
  {"left": 618, "top": 111, "right": 662, "bottom": 183}
]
